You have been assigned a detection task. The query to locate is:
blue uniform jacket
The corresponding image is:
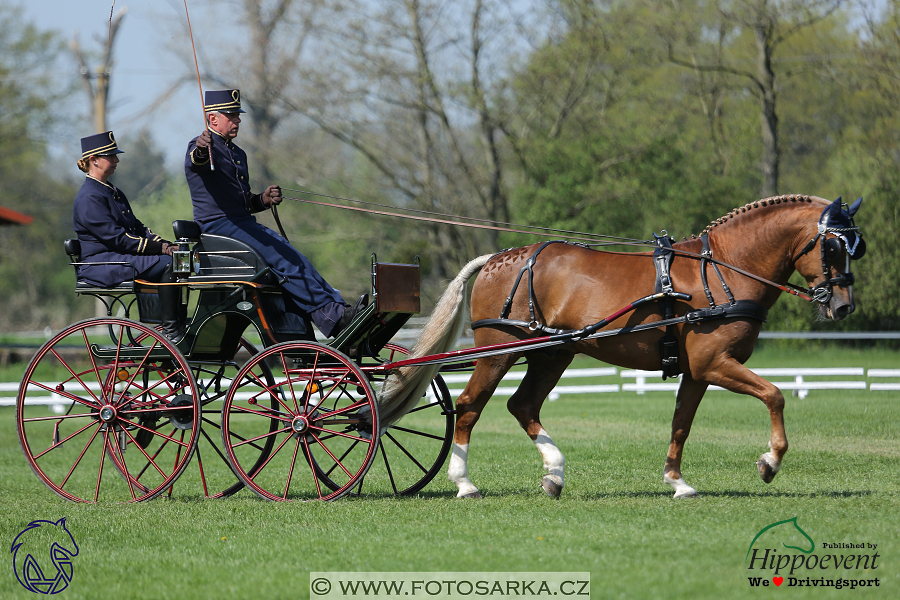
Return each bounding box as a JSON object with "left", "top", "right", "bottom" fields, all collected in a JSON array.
[
  {"left": 184, "top": 132, "right": 346, "bottom": 314},
  {"left": 184, "top": 131, "right": 266, "bottom": 225},
  {"left": 72, "top": 177, "right": 169, "bottom": 287}
]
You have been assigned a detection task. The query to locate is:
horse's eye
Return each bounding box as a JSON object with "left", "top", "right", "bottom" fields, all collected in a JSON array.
[{"left": 825, "top": 237, "right": 843, "bottom": 264}]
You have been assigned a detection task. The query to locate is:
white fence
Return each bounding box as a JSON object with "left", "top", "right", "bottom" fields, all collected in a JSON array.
[
  {"left": 433, "top": 366, "right": 895, "bottom": 401},
  {"left": 1, "top": 379, "right": 254, "bottom": 412},
  {"left": 4, "top": 367, "right": 897, "bottom": 409}
]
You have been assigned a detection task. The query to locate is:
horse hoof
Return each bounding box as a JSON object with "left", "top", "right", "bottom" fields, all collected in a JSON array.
[
  {"left": 458, "top": 491, "right": 483, "bottom": 499},
  {"left": 541, "top": 475, "right": 563, "bottom": 499},
  {"left": 673, "top": 488, "right": 699, "bottom": 499},
  {"left": 757, "top": 453, "right": 780, "bottom": 484},
  {"left": 664, "top": 473, "right": 697, "bottom": 498}
]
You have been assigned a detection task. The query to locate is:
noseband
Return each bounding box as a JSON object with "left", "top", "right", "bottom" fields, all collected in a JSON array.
[{"left": 792, "top": 199, "right": 864, "bottom": 304}]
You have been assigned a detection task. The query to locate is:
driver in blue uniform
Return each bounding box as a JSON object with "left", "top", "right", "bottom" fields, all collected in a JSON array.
[
  {"left": 73, "top": 131, "right": 185, "bottom": 340},
  {"left": 184, "top": 89, "right": 364, "bottom": 337}
]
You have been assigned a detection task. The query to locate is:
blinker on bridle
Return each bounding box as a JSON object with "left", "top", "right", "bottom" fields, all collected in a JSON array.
[{"left": 792, "top": 198, "right": 865, "bottom": 304}]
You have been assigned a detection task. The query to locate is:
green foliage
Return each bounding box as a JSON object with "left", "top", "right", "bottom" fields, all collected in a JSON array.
[
  {"left": 504, "top": 0, "right": 899, "bottom": 331},
  {"left": 0, "top": 5, "right": 81, "bottom": 330},
  {"left": 509, "top": 134, "right": 747, "bottom": 249},
  {"left": 112, "top": 128, "right": 171, "bottom": 201}
]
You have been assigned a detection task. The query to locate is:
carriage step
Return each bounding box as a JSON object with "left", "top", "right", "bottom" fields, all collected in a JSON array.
[{"left": 89, "top": 344, "right": 178, "bottom": 361}]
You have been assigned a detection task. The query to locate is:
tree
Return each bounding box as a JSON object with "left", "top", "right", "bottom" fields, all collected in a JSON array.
[
  {"left": 277, "top": 0, "right": 522, "bottom": 280},
  {"left": 661, "top": 0, "right": 846, "bottom": 197},
  {"left": 503, "top": 1, "right": 749, "bottom": 246},
  {"left": 0, "top": 5, "right": 81, "bottom": 331},
  {"left": 71, "top": 6, "right": 126, "bottom": 134},
  {"left": 113, "top": 128, "right": 170, "bottom": 200}
]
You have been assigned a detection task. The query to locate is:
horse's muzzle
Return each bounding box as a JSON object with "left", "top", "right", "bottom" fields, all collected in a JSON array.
[{"left": 832, "top": 301, "right": 855, "bottom": 320}]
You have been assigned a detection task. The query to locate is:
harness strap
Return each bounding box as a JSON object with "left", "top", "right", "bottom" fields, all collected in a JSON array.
[
  {"left": 471, "top": 300, "right": 768, "bottom": 338},
  {"left": 498, "top": 241, "right": 559, "bottom": 323},
  {"left": 700, "top": 234, "right": 735, "bottom": 306},
  {"left": 653, "top": 234, "right": 681, "bottom": 379}
]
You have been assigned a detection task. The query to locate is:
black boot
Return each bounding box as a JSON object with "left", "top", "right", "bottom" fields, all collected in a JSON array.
[
  {"left": 159, "top": 265, "right": 186, "bottom": 342},
  {"left": 333, "top": 294, "right": 369, "bottom": 337}
]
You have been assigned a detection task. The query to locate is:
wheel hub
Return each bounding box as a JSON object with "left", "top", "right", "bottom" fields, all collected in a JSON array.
[
  {"left": 99, "top": 405, "right": 117, "bottom": 423},
  {"left": 291, "top": 415, "right": 310, "bottom": 435}
]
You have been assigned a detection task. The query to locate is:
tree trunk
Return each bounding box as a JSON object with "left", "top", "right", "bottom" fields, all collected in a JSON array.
[{"left": 755, "top": 22, "right": 779, "bottom": 198}]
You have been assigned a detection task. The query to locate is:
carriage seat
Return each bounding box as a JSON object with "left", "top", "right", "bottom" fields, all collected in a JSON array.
[
  {"left": 65, "top": 238, "right": 136, "bottom": 293},
  {"left": 172, "top": 219, "right": 201, "bottom": 242},
  {"left": 173, "top": 220, "right": 279, "bottom": 286}
]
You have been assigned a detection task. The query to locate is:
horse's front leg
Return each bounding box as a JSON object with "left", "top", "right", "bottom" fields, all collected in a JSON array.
[
  {"left": 663, "top": 375, "right": 707, "bottom": 498},
  {"left": 706, "top": 359, "right": 789, "bottom": 484}
]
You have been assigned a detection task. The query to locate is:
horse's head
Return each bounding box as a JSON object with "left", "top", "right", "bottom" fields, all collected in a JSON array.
[{"left": 793, "top": 198, "right": 866, "bottom": 321}]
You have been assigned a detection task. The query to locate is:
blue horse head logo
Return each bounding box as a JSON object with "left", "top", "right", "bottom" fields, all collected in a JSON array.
[{"left": 11, "top": 519, "right": 79, "bottom": 594}]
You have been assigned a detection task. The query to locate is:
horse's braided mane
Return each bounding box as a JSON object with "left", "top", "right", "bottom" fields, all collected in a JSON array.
[{"left": 683, "top": 194, "right": 814, "bottom": 240}]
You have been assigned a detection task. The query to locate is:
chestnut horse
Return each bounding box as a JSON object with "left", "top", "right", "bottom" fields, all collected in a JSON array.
[{"left": 397, "top": 195, "right": 865, "bottom": 499}]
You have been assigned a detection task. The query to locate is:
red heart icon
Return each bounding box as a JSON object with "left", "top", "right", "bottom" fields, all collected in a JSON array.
[{"left": 773, "top": 577, "right": 783, "bottom": 586}]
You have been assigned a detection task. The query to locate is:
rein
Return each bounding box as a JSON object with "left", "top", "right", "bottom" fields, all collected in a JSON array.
[
  {"left": 280, "top": 189, "right": 651, "bottom": 247},
  {"left": 281, "top": 188, "right": 860, "bottom": 306}
]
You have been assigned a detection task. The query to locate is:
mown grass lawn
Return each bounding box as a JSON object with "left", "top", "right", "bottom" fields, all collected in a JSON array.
[{"left": 1, "top": 346, "right": 897, "bottom": 599}]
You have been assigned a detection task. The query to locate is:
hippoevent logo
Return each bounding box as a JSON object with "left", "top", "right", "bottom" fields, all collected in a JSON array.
[
  {"left": 11, "top": 519, "right": 79, "bottom": 594},
  {"left": 745, "top": 517, "right": 880, "bottom": 590}
]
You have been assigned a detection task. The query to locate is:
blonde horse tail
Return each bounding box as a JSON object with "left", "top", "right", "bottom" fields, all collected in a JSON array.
[{"left": 377, "top": 253, "right": 493, "bottom": 427}]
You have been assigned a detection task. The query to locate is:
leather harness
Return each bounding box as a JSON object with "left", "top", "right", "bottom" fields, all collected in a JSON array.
[{"left": 471, "top": 239, "right": 769, "bottom": 379}]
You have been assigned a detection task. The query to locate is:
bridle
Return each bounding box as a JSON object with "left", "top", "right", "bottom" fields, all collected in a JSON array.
[{"left": 791, "top": 198, "right": 866, "bottom": 305}]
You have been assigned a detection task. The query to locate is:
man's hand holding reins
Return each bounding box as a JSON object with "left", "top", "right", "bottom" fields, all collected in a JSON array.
[{"left": 262, "top": 185, "right": 282, "bottom": 207}]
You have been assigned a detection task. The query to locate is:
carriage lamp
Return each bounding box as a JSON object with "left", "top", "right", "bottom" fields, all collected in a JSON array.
[{"left": 173, "top": 246, "right": 192, "bottom": 278}]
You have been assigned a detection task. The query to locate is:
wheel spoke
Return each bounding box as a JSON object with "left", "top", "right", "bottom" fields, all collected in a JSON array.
[
  {"left": 283, "top": 437, "right": 302, "bottom": 499},
  {"left": 384, "top": 431, "right": 428, "bottom": 473},
  {"left": 58, "top": 424, "right": 103, "bottom": 491},
  {"left": 229, "top": 425, "right": 293, "bottom": 449},
  {"left": 32, "top": 419, "right": 98, "bottom": 460},
  {"left": 379, "top": 442, "right": 399, "bottom": 494},
  {"left": 388, "top": 425, "right": 446, "bottom": 442}
]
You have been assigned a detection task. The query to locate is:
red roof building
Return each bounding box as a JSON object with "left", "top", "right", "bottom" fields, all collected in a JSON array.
[{"left": 0, "top": 206, "right": 34, "bottom": 226}]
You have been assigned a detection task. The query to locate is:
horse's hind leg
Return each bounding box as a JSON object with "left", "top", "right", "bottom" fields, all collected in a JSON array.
[
  {"left": 448, "top": 352, "right": 519, "bottom": 499},
  {"left": 663, "top": 375, "right": 708, "bottom": 498},
  {"left": 506, "top": 350, "right": 574, "bottom": 499}
]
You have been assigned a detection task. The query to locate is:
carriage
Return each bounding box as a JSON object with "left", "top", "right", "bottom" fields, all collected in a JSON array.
[
  {"left": 16, "top": 195, "right": 866, "bottom": 503},
  {"left": 16, "top": 219, "right": 455, "bottom": 502}
]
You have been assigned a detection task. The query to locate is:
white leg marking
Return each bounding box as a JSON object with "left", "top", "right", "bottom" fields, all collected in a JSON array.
[
  {"left": 663, "top": 472, "right": 698, "bottom": 498},
  {"left": 534, "top": 428, "right": 565, "bottom": 488},
  {"left": 759, "top": 441, "right": 781, "bottom": 473},
  {"left": 448, "top": 443, "right": 480, "bottom": 498}
]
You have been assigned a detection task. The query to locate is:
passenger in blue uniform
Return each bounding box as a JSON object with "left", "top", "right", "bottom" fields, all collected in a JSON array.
[
  {"left": 73, "top": 131, "right": 185, "bottom": 340},
  {"left": 184, "top": 89, "right": 364, "bottom": 337}
]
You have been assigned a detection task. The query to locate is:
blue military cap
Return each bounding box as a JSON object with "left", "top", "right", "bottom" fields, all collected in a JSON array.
[
  {"left": 80, "top": 131, "right": 124, "bottom": 159},
  {"left": 204, "top": 89, "right": 246, "bottom": 113}
]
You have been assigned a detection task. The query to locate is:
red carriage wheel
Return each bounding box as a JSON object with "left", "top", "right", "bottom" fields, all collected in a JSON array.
[
  {"left": 221, "top": 341, "right": 379, "bottom": 501},
  {"left": 16, "top": 318, "right": 199, "bottom": 502}
]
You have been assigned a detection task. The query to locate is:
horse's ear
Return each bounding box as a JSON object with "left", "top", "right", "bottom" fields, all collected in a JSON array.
[
  {"left": 824, "top": 198, "right": 843, "bottom": 219},
  {"left": 848, "top": 197, "right": 863, "bottom": 216}
]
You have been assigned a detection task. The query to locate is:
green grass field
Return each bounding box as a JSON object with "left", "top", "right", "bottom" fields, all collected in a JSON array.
[{"left": 1, "top": 346, "right": 897, "bottom": 599}]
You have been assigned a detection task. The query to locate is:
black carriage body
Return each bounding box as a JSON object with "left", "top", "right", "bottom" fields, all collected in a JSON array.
[{"left": 27, "top": 221, "right": 451, "bottom": 503}]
